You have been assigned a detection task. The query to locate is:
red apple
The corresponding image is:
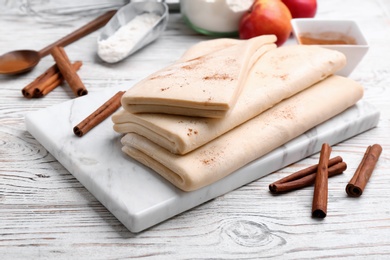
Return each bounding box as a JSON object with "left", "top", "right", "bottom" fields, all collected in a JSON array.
[
  {"left": 239, "top": 0, "right": 292, "bottom": 46},
  {"left": 281, "top": 0, "right": 317, "bottom": 18}
]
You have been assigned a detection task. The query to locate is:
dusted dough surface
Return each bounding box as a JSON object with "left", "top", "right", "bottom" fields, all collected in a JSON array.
[
  {"left": 113, "top": 44, "right": 346, "bottom": 154},
  {"left": 121, "top": 75, "right": 364, "bottom": 191},
  {"left": 121, "top": 35, "right": 277, "bottom": 117}
]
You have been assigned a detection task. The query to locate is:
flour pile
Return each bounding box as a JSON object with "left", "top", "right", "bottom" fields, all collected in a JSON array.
[{"left": 98, "top": 13, "right": 161, "bottom": 63}]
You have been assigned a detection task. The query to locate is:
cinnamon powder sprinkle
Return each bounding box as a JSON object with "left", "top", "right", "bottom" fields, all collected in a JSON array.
[
  {"left": 199, "top": 148, "right": 224, "bottom": 166},
  {"left": 187, "top": 128, "right": 198, "bottom": 136},
  {"left": 278, "top": 73, "right": 288, "bottom": 80},
  {"left": 203, "top": 73, "right": 233, "bottom": 81},
  {"left": 202, "top": 158, "right": 215, "bottom": 165},
  {"left": 271, "top": 105, "right": 296, "bottom": 120}
]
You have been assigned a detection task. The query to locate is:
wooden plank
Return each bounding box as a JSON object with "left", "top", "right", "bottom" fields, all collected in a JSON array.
[{"left": 1, "top": 0, "right": 390, "bottom": 258}]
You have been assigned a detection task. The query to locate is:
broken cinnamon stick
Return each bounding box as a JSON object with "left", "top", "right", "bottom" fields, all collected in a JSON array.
[
  {"left": 22, "top": 61, "right": 83, "bottom": 98},
  {"left": 346, "top": 144, "right": 382, "bottom": 197},
  {"left": 73, "top": 91, "right": 125, "bottom": 137},
  {"left": 51, "top": 46, "right": 87, "bottom": 97},
  {"left": 312, "top": 143, "right": 331, "bottom": 218},
  {"left": 269, "top": 160, "right": 347, "bottom": 193}
]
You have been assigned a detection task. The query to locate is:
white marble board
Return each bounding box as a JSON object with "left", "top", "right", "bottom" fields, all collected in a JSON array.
[{"left": 25, "top": 87, "right": 380, "bottom": 233}]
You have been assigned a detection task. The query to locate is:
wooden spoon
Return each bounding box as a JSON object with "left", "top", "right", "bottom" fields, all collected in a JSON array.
[{"left": 0, "top": 10, "right": 116, "bottom": 75}]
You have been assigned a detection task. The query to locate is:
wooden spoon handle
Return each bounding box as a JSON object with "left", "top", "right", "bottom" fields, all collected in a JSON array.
[{"left": 38, "top": 10, "right": 116, "bottom": 57}]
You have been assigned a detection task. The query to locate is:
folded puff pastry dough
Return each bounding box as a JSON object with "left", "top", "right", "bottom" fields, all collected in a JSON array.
[
  {"left": 113, "top": 44, "right": 347, "bottom": 155},
  {"left": 178, "top": 38, "right": 242, "bottom": 62},
  {"left": 121, "top": 75, "right": 364, "bottom": 191},
  {"left": 121, "top": 35, "right": 277, "bottom": 118}
]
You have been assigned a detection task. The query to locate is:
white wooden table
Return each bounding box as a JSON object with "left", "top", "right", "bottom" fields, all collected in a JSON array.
[{"left": 1, "top": 0, "right": 389, "bottom": 259}]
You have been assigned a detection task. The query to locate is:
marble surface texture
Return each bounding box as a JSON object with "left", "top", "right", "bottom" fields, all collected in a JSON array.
[{"left": 25, "top": 89, "right": 380, "bottom": 232}]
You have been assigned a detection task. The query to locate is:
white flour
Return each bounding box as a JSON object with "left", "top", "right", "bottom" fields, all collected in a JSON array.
[{"left": 98, "top": 13, "right": 161, "bottom": 63}]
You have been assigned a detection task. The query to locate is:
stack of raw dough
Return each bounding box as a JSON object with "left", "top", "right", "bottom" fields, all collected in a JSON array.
[{"left": 112, "top": 35, "right": 364, "bottom": 191}]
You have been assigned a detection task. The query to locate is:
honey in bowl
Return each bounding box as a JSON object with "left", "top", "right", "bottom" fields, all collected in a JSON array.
[{"left": 298, "top": 32, "right": 357, "bottom": 45}]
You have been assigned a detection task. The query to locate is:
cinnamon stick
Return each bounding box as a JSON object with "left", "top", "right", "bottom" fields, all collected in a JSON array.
[
  {"left": 270, "top": 156, "right": 342, "bottom": 188},
  {"left": 73, "top": 91, "right": 125, "bottom": 137},
  {"left": 40, "top": 61, "right": 83, "bottom": 97},
  {"left": 312, "top": 143, "right": 331, "bottom": 218},
  {"left": 22, "top": 61, "right": 83, "bottom": 98},
  {"left": 269, "top": 160, "right": 347, "bottom": 193},
  {"left": 22, "top": 64, "right": 58, "bottom": 98},
  {"left": 346, "top": 144, "right": 382, "bottom": 197},
  {"left": 51, "top": 46, "right": 87, "bottom": 97}
]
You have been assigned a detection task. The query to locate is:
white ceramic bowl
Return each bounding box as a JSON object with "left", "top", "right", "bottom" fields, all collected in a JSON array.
[{"left": 291, "top": 19, "right": 369, "bottom": 76}]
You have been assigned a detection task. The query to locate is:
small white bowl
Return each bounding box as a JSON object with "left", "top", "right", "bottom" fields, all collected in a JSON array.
[{"left": 291, "top": 19, "right": 369, "bottom": 76}]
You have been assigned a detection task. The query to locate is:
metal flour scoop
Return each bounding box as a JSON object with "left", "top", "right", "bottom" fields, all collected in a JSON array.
[{"left": 97, "top": 1, "right": 169, "bottom": 63}]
